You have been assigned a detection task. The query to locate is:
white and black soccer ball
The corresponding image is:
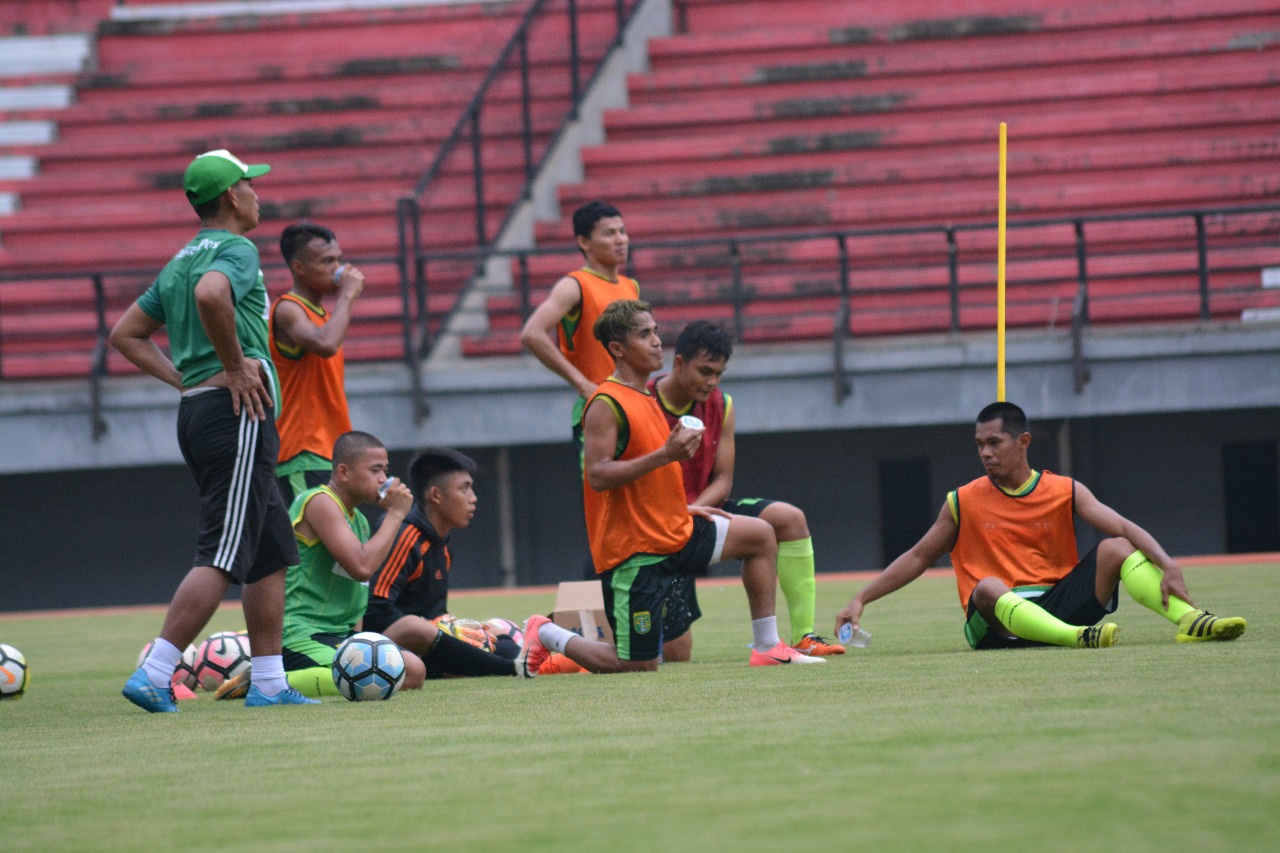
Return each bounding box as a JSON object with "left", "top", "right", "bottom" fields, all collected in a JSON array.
[
  {"left": 136, "top": 641, "right": 200, "bottom": 690},
  {"left": 193, "top": 631, "right": 251, "bottom": 692},
  {"left": 0, "top": 643, "right": 29, "bottom": 700},
  {"left": 332, "top": 632, "right": 406, "bottom": 702}
]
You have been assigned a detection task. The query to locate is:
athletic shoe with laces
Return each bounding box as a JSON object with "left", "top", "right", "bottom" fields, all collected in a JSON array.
[
  {"left": 122, "top": 667, "right": 180, "bottom": 713},
  {"left": 1175, "top": 610, "right": 1246, "bottom": 643},
  {"left": 515, "top": 614, "right": 551, "bottom": 678},
  {"left": 1076, "top": 622, "right": 1120, "bottom": 648},
  {"left": 244, "top": 684, "right": 321, "bottom": 706},
  {"left": 793, "top": 633, "right": 846, "bottom": 656},
  {"left": 214, "top": 669, "right": 251, "bottom": 701},
  {"left": 537, "top": 652, "right": 587, "bottom": 675},
  {"left": 749, "top": 641, "right": 826, "bottom": 666}
]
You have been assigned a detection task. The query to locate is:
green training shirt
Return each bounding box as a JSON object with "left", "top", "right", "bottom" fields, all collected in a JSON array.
[
  {"left": 282, "top": 484, "right": 371, "bottom": 647},
  {"left": 136, "top": 228, "right": 279, "bottom": 405}
]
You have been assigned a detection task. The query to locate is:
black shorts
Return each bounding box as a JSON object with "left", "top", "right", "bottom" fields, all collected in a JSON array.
[
  {"left": 661, "top": 574, "right": 702, "bottom": 643},
  {"left": 665, "top": 500, "right": 771, "bottom": 626},
  {"left": 602, "top": 515, "right": 717, "bottom": 661},
  {"left": 964, "top": 545, "right": 1119, "bottom": 650},
  {"left": 177, "top": 389, "right": 297, "bottom": 585},
  {"left": 721, "top": 497, "right": 774, "bottom": 518}
]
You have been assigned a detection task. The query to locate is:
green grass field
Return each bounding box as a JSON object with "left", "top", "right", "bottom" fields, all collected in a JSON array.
[{"left": 2, "top": 563, "right": 1277, "bottom": 852}]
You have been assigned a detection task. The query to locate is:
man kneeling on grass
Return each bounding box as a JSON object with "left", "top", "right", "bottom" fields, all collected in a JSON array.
[
  {"left": 516, "top": 299, "right": 827, "bottom": 676},
  {"left": 835, "top": 401, "right": 1247, "bottom": 651}
]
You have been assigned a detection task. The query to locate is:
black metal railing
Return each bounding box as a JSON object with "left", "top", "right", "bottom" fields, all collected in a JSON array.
[
  {"left": 408, "top": 201, "right": 1280, "bottom": 404},
  {"left": 3, "top": 205, "right": 1278, "bottom": 434}
]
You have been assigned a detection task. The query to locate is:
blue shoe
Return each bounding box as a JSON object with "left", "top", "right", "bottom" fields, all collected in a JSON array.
[
  {"left": 122, "top": 667, "right": 179, "bottom": 713},
  {"left": 244, "top": 684, "right": 321, "bottom": 707}
]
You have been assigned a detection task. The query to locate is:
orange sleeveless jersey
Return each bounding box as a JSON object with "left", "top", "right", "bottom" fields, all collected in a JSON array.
[
  {"left": 556, "top": 269, "right": 640, "bottom": 385},
  {"left": 583, "top": 379, "right": 692, "bottom": 573},
  {"left": 949, "top": 471, "right": 1078, "bottom": 608},
  {"left": 270, "top": 292, "right": 352, "bottom": 464}
]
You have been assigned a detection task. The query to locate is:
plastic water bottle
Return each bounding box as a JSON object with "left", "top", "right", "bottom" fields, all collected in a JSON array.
[{"left": 838, "top": 622, "right": 871, "bottom": 648}]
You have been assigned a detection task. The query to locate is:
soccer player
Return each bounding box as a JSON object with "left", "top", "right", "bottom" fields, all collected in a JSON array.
[
  {"left": 217, "top": 431, "right": 425, "bottom": 699},
  {"left": 270, "top": 221, "right": 364, "bottom": 506},
  {"left": 517, "top": 299, "right": 825, "bottom": 674},
  {"left": 111, "top": 149, "right": 316, "bottom": 709},
  {"left": 835, "top": 401, "right": 1248, "bottom": 650},
  {"left": 649, "top": 320, "right": 844, "bottom": 660},
  {"left": 363, "top": 448, "right": 552, "bottom": 678},
  {"left": 519, "top": 200, "right": 638, "bottom": 454}
]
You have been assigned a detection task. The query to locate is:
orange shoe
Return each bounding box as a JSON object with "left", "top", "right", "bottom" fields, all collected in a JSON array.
[
  {"left": 537, "top": 653, "right": 587, "bottom": 675},
  {"left": 793, "top": 633, "right": 845, "bottom": 656},
  {"left": 516, "top": 615, "right": 551, "bottom": 678},
  {"left": 748, "top": 641, "right": 826, "bottom": 666}
]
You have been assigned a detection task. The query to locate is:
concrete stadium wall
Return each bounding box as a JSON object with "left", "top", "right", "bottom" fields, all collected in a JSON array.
[{"left": 3, "top": 408, "right": 1276, "bottom": 612}]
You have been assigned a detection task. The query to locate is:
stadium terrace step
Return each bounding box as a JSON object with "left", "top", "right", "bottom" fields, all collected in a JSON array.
[
  {"left": 674, "top": 0, "right": 1280, "bottom": 35},
  {"left": 558, "top": 132, "right": 1280, "bottom": 206},
  {"left": 653, "top": 0, "right": 1280, "bottom": 60},
  {"left": 579, "top": 96, "right": 1280, "bottom": 170},
  {"left": 636, "top": 14, "right": 1280, "bottom": 94},
  {"left": 540, "top": 176, "right": 1277, "bottom": 247},
  {"left": 606, "top": 55, "right": 1277, "bottom": 137}
]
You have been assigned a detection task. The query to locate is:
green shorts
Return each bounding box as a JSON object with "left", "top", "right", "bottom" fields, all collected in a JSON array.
[
  {"left": 602, "top": 516, "right": 718, "bottom": 662},
  {"left": 282, "top": 631, "right": 347, "bottom": 670}
]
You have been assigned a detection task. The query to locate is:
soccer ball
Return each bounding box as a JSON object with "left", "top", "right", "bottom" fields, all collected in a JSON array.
[
  {"left": 332, "top": 632, "right": 406, "bottom": 702},
  {"left": 193, "top": 631, "right": 251, "bottom": 692},
  {"left": 485, "top": 617, "right": 524, "bottom": 647},
  {"left": 136, "top": 642, "right": 200, "bottom": 690},
  {"left": 0, "top": 643, "right": 28, "bottom": 700}
]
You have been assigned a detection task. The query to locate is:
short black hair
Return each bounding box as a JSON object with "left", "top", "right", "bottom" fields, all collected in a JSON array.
[
  {"left": 332, "top": 431, "right": 385, "bottom": 468},
  {"left": 572, "top": 200, "right": 622, "bottom": 242},
  {"left": 280, "top": 221, "right": 336, "bottom": 265},
  {"left": 674, "top": 320, "right": 733, "bottom": 363},
  {"left": 192, "top": 194, "right": 224, "bottom": 221},
  {"left": 976, "top": 401, "right": 1029, "bottom": 437},
  {"left": 408, "top": 448, "right": 477, "bottom": 504},
  {"left": 593, "top": 298, "right": 652, "bottom": 354}
]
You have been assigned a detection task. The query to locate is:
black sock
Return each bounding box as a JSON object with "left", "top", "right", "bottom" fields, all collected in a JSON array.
[
  {"left": 493, "top": 635, "right": 520, "bottom": 661},
  {"left": 426, "top": 632, "right": 516, "bottom": 677}
]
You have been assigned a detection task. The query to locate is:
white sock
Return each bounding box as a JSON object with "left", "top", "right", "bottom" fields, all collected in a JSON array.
[
  {"left": 538, "top": 621, "right": 577, "bottom": 655},
  {"left": 250, "top": 655, "right": 288, "bottom": 696},
  {"left": 751, "top": 616, "right": 781, "bottom": 652},
  {"left": 142, "top": 637, "right": 182, "bottom": 688}
]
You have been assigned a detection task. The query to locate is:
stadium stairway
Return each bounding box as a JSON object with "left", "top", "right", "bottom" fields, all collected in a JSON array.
[
  {"left": 460, "top": 0, "right": 1280, "bottom": 358},
  {"left": 0, "top": 0, "right": 632, "bottom": 380}
]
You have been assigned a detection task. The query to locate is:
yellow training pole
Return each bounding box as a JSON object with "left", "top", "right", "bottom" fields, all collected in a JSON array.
[{"left": 997, "top": 122, "right": 1007, "bottom": 402}]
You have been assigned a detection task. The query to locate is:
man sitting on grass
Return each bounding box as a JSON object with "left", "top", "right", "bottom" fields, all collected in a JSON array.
[
  {"left": 836, "top": 401, "right": 1247, "bottom": 650},
  {"left": 363, "top": 448, "right": 560, "bottom": 677},
  {"left": 218, "top": 430, "right": 426, "bottom": 698},
  {"left": 518, "top": 299, "right": 826, "bottom": 675}
]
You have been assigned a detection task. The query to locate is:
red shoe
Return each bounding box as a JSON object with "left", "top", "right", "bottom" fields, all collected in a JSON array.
[
  {"left": 793, "top": 633, "right": 846, "bottom": 656},
  {"left": 537, "top": 653, "right": 586, "bottom": 675},
  {"left": 748, "top": 641, "right": 825, "bottom": 666},
  {"left": 516, "top": 615, "right": 551, "bottom": 678}
]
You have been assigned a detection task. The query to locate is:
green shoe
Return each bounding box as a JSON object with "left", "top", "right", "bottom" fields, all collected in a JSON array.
[
  {"left": 1175, "top": 610, "right": 1246, "bottom": 643},
  {"left": 1076, "top": 622, "right": 1120, "bottom": 648}
]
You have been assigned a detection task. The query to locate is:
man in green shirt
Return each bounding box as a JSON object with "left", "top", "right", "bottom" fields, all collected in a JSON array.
[
  {"left": 219, "top": 431, "right": 426, "bottom": 698},
  {"left": 112, "top": 149, "right": 316, "bottom": 710}
]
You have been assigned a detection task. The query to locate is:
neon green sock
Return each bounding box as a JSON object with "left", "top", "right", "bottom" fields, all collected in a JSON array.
[
  {"left": 1118, "top": 550, "right": 1196, "bottom": 624},
  {"left": 777, "top": 537, "right": 816, "bottom": 644},
  {"left": 994, "top": 592, "right": 1080, "bottom": 647},
  {"left": 286, "top": 666, "right": 342, "bottom": 698}
]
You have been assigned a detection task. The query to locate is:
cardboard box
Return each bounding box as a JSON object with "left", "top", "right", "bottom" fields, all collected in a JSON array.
[{"left": 552, "top": 580, "right": 613, "bottom": 645}]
